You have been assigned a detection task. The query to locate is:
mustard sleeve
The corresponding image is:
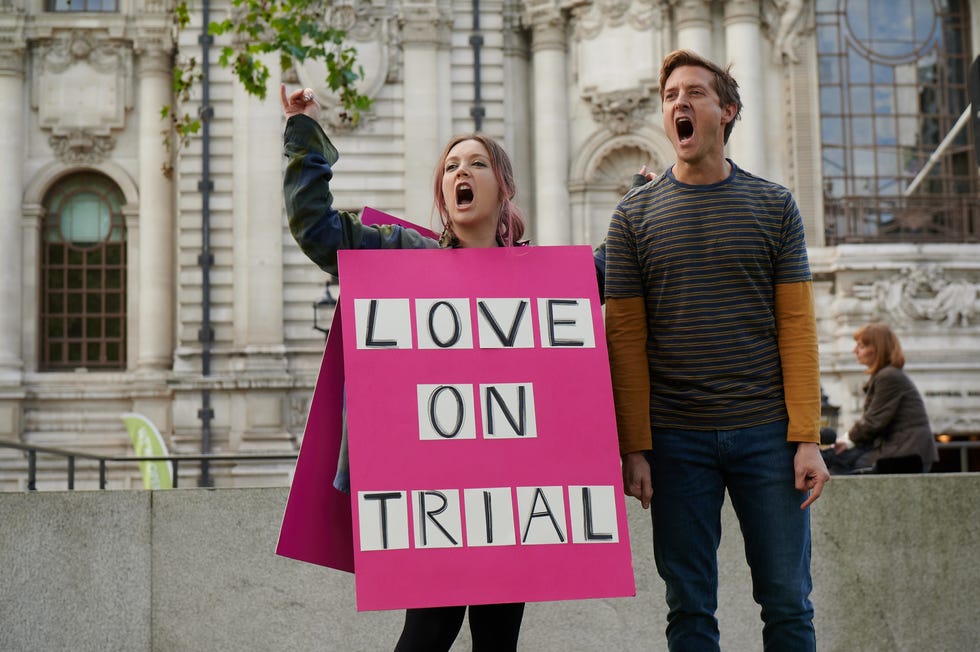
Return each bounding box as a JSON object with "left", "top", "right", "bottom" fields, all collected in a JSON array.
[
  {"left": 605, "top": 297, "right": 652, "bottom": 454},
  {"left": 774, "top": 281, "right": 821, "bottom": 443}
]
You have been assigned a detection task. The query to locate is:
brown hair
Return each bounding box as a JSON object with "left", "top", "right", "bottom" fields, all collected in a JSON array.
[
  {"left": 854, "top": 322, "right": 906, "bottom": 374},
  {"left": 432, "top": 133, "right": 526, "bottom": 247},
  {"left": 659, "top": 49, "right": 743, "bottom": 144}
]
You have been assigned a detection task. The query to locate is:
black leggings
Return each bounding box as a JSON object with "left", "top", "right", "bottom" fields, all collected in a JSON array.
[{"left": 393, "top": 602, "right": 525, "bottom": 652}]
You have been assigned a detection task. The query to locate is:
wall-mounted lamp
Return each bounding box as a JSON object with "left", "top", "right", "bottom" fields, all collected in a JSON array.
[
  {"left": 820, "top": 388, "right": 840, "bottom": 445},
  {"left": 312, "top": 275, "right": 338, "bottom": 338}
]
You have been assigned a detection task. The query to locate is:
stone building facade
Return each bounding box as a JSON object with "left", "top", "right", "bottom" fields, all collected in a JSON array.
[{"left": 0, "top": 0, "right": 977, "bottom": 488}]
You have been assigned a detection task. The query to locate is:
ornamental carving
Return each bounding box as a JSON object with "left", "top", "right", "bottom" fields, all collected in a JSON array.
[
  {"left": 853, "top": 265, "right": 979, "bottom": 328},
  {"left": 49, "top": 130, "right": 116, "bottom": 165},
  {"left": 582, "top": 82, "right": 658, "bottom": 135},
  {"left": 32, "top": 30, "right": 132, "bottom": 141},
  {"left": 296, "top": 2, "right": 397, "bottom": 132},
  {"left": 0, "top": 4, "right": 26, "bottom": 71},
  {"left": 765, "top": 0, "right": 812, "bottom": 64},
  {"left": 573, "top": 0, "right": 660, "bottom": 40}
]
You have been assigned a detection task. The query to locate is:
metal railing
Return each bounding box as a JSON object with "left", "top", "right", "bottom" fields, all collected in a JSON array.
[
  {"left": 0, "top": 439, "right": 298, "bottom": 490},
  {"left": 935, "top": 435, "right": 980, "bottom": 473},
  {"left": 824, "top": 194, "right": 980, "bottom": 245}
]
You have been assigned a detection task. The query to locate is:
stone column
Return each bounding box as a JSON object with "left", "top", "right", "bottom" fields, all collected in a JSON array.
[
  {"left": 134, "top": 31, "right": 175, "bottom": 370},
  {"left": 502, "top": 8, "right": 533, "bottom": 221},
  {"left": 0, "top": 14, "right": 25, "bottom": 439},
  {"left": 525, "top": 1, "right": 571, "bottom": 245},
  {"left": 724, "top": 0, "right": 766, "bottom": 177},
  {"left": 401, "top": 2, "right": 451, "bottom": 224},
  {"left": 232, "top": 56, "right": 286, "bottom": 369},
  {"left": 671, "top": 0, "right": 713, "bottom": 57},
  {"left": 0, "top": 16, "right": 25, "bottom": 386}
]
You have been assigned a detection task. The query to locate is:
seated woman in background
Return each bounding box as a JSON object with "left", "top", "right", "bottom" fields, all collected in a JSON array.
[{"left": 823, "top": 323, "right": 939, "bottom": 474}]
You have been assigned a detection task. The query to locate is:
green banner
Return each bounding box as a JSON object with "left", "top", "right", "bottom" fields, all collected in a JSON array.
[{"left": 121, "top": 413, "right": 174, "bottom": 490}]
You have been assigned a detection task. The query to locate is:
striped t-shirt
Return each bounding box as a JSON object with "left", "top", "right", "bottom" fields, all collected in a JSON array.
[{"left": 604, "top": 162, "right": 812, "bottom": 430}]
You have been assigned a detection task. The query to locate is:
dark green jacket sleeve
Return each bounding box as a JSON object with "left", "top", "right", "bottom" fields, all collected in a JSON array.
[{"left": 283, "top": 114, "right": 439, "bottom": 275}]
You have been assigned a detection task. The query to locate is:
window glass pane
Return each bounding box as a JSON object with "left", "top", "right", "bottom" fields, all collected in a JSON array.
[
  {"left": 817, "top": 28, "right": 840, "bottom": 55},
  {"left": 823, "top": 148, "right": 845, "bottom": 177},
  {"left": 854, "top": 149, "right": 876, "bottom": 178},
  {"left": 106, "top": 293, "right": 122, "bottom": 313},
  {"left": 49, "top": 0, "right": 118, "bottom": 11},
  {"left": 845, "top": 4, "right": 871, "bottom": 43},
  {"left": 874, "top": 87, "right": 894, "bottom": 114},
  {"left": 873, "top": 64, "right": 893, "bottom": 84},
  {"left": 48, "top": 269, "right": 64, "bottom": 290},
  {"left": 106, "top": 245, "right": 122, "bottom": 265},
  {"left": 106, "top": 269, "right": 122, "bottom": 290},
  {"left": 47, "top": 293, "right": 63, "bottom": 313},
  {"left": 849, "top": 56, "right": 871, "bottom": 84},
  {"left": 822, "top": 117, "right": 844, "bottom": 145},
  {"left": 874, "top": 116, "right": 896, "bottom": 145},
  {"left": 105, "top": 292, "right": 123, "bottom": 315},
  {"left": 853, "top": 118, "right": 874, "bottom": 145},
  {"left": 86, "top": 293, "right": 102, "bottom": 313},
  {"left": 820, "top": 87, "right": 842, "bottom": 114},
  {"left": 62, "top": 192, "right": 111, "bottom": 243},
  {"left": 851, "top": 86, "right": 872, "bottom": 114}
]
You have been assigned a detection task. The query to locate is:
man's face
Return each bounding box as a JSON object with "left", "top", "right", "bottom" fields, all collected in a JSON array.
[{"left": 661, "top": 65, "right": 735, "bottom": 166}]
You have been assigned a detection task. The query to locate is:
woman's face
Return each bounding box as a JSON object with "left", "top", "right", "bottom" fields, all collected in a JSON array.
[
  {"left": 440, "top": 139, "right": 501, "bottom": 237},
  {"left": 853, "top": 339, "right": 875, "bottom": 368}
]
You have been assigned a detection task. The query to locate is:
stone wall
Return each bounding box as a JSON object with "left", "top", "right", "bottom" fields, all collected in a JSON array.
[{"left": 2, "top": 476, "right": 978, "bottom": 651}]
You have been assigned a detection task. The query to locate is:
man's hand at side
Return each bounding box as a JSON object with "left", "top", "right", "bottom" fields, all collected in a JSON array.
[
  {"left": 795, "top": 442, "right": 830, "bottom": 509},
  {"left": 622, "top": 451, "right": 653, "bottom": 509}
]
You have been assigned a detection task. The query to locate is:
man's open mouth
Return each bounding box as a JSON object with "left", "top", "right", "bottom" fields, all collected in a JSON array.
[
  {"left": 456, "top": 183, "right": 474, "bottom": 207},
  {"left": 676, "top": 117, "right": 694, "bottom": 142}
]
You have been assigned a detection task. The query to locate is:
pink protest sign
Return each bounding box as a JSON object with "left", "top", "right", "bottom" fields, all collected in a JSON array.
[
  {"left": 338, "top": 245, "right": 635, "bottom": 611},
  {"left": 276, "top": 208, "right": 438, "bottom": 572},
  {"left": 275, "top": 309, "right": 354, "bottom": 571}
]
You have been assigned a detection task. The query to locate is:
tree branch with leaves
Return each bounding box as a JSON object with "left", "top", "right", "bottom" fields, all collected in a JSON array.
[{"left": 162, "top": 0, "right": 372, "bottom": 163}]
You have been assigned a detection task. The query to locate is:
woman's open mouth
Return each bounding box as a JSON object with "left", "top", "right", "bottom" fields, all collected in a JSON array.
[{"left": 456, "top": 183, "right": 474, "bottom": 207}]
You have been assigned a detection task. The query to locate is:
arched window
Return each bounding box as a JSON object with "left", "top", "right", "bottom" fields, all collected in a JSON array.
[
  {"left": 47, "top": 0, "right": 118, "bottom": 12},
  {"left": 40, "top": 173, "right": 127, "bottom": 371},
  {"left": 817, "top": 0, "right": 977, "bottom": 243}
]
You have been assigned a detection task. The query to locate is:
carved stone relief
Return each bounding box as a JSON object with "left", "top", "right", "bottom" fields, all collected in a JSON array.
[
  {"left": 852, "top": 265, "right": 979, "bottom": 328},
  {"left": 571, "top": 0, "right": 660, "bottom": 103},
  {"left": 295, "top": 1, "right": 398, "bottom": 131},
  {"left": 573, "top": 0, "right": 660, "bottom": 40},
  {"left": 586, "top": 140, "right": 656, "bottom": 192},
  {"left": 32, "top": 30, "right": 132, "bottom": 163},
  {"left": 0, "top": 4, "right": 26, "bottom": 74},
  {"left": 581, "top": 82, "right": 658, "bottom": 135},
  {"left": 48, "top": 130, "right": 116, "bottom": 165},
  {"left": 764, "top": 0, "right": 813, "bottom": 64}
]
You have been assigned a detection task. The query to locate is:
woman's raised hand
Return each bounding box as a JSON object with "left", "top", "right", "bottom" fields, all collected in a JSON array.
[{"left": 281, "top": 84, "right": 319, "bottom": 120}]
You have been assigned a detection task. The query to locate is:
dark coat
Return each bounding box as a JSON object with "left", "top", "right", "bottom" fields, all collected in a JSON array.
[{"left": 849, "top": 366, "right": 938, "bottom": 471}]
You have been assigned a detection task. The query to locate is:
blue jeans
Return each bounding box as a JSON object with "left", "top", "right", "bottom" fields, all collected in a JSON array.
[{"left": 646, "top": 420, "right": 815, "bottom": 652}]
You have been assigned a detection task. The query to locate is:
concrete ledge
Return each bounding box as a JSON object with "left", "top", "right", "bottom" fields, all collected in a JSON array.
[{"left": 1, "top": 475, "right": 977, "bottom": 651}]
